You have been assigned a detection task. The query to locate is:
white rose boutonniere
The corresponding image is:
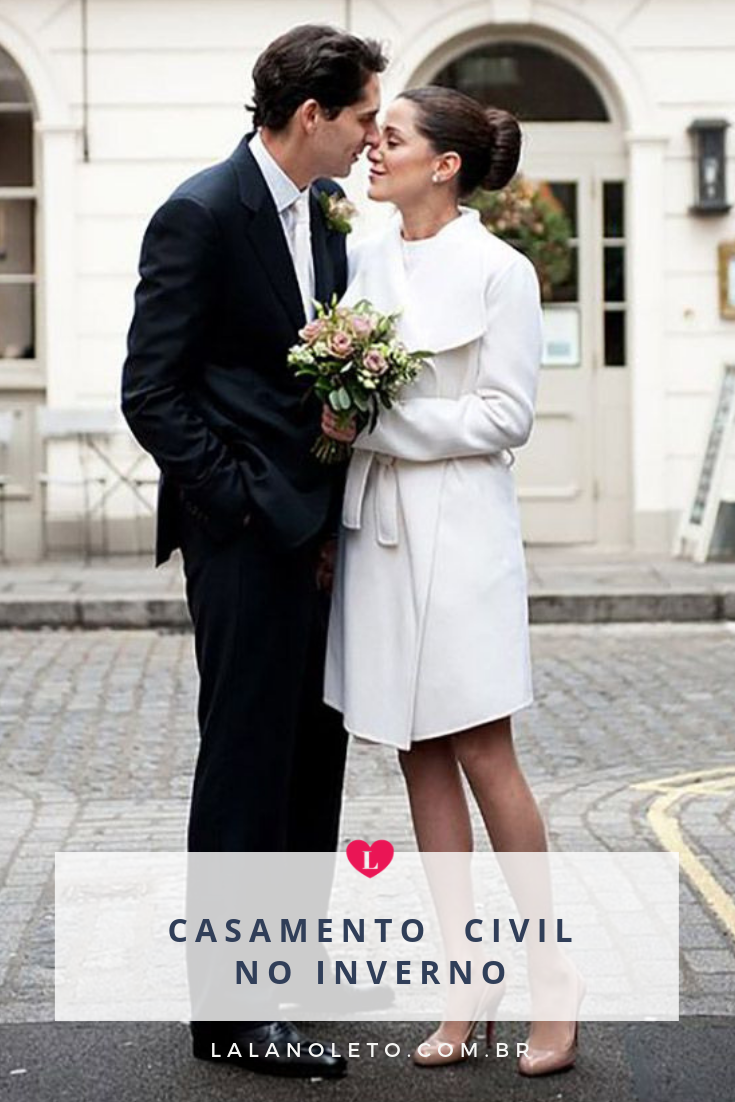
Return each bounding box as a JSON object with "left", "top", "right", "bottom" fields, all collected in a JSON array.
[{"left": 318, "top": 191, "right": 358, "bottom": 234}]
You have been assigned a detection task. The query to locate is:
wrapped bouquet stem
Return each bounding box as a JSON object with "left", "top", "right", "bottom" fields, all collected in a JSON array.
[{"left": 288, "top": 297, "right": 432, "bottom": 463}]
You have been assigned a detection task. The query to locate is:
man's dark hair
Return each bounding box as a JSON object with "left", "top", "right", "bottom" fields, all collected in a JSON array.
[{"left": 250, "top": 24, "right": 388, "bottom": 130}]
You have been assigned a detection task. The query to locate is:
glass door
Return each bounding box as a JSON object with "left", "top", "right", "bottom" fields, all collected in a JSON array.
[
  {"left": 513, "top": 126, "right": 629, "bottom": 545},
  {"left": 0, "top": 47, "right": 43, "bottom": 560}
]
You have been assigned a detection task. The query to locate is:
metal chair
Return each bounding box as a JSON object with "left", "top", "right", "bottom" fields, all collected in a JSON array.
[
  {"left": 131, "top": 471, "right": 159, "bottom": 555},
  {"left": 36, "top": 406, "right": 159, "bottom": 558},
  {"left": 36, "top": 407, "right": 119, "bottom": 559}
]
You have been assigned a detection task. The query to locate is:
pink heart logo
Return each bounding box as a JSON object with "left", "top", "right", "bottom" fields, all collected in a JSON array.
[{"left": 346, "top": 839, "right": 394, "bottom": 878}]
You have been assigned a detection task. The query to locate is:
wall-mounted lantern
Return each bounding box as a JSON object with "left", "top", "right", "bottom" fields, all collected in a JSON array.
[{"left": 688, "top": 119, "right": 731, "bottom": 215}]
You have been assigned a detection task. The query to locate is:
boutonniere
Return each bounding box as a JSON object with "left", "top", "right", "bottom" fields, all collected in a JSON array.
[{"left": 318, "top": 191, "right": 358, "bottom": 234}]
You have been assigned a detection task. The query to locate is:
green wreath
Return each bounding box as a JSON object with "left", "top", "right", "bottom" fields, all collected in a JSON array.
[{"left": 470, "top": 176, "right": 573, "bottom": 300}]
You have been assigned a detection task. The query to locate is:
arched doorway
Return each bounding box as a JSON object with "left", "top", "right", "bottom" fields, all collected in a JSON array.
[
  {"left": 0, "top": 48, "right": 34, "bottom": 360},
  {"left": 432, "top": 40, "right": 630, "bottom": 547},
  {"left": 0, "top": 44, "right": 41, "bottom": 558}
]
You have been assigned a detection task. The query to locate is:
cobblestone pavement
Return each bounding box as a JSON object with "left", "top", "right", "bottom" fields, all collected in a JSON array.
[{"left": 0, "top": 624, "right": 734, "bottom": 1023}]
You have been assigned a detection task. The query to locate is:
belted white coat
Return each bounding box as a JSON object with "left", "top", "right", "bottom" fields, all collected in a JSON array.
[{"left": 324, "top": 208, "right": 543, "bottom": 749}]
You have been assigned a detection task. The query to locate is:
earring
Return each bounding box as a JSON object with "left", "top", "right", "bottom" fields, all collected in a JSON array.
[{"left": 432, "top": 173, "right": 440, "bottom": 184}]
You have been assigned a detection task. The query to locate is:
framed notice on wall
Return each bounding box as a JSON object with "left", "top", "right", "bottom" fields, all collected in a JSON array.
[
  {"left": 677, "top": 363, "right": 735, "bottom": 562},
  {"left": 719, "top": 242, "right": 735, "bottom": 320},
  {"left": 541, "top": 307, "right": 580, "bottom": 366}
]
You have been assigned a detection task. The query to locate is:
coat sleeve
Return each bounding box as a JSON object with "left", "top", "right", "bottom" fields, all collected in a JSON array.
[
  {"left": 352, "top": 256, "right": 543, "bottom": 462},
  {"left": 121, "top": 195, "right": 251, "bottom": 539}
]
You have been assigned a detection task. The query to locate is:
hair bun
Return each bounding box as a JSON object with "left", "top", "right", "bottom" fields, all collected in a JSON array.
[{"left": 483, "top": 108, "right": 521, "bottom": 191}]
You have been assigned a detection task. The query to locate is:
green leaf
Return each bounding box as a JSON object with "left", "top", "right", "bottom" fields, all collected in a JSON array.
[{"left": 336, "top": 387, "right": 351, "bottom": 410}]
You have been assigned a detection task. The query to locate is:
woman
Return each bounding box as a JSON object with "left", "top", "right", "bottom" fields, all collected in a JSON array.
[{"left": 323, "top": 86, "right": 582, "bottom": 1075}]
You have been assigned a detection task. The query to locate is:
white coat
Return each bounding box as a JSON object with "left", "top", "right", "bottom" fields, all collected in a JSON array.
[{"left": 324, "top": 208, "right": 543, "bottom": 749}]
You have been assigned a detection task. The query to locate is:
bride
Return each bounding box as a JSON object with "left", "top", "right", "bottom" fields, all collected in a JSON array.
[{"left": 323, "top": 85, "right": 583, "bottom": 1077}]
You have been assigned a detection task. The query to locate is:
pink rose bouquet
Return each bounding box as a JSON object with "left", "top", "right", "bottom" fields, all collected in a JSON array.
[{"left": 288, "top": 297, "right": 431, "bottom": 463}]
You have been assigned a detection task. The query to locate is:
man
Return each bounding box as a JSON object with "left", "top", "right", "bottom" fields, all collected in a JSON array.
[{"left": 122, "top": 25, "right": 386, "bottom": 1078}]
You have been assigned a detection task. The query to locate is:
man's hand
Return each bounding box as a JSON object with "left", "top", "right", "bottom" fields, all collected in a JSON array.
[
  {"left": 321, "top": 406, "right": 357, "bottom": 444},
  {"left": 316, "top": 538, "right": 338, "bottom": 594}
]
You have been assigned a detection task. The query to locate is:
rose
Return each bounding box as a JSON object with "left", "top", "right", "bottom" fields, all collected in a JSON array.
[
  {"left": 321, "top": 193, "right": 358, "bottom": 233},
  {"left": 350, "top": 314, "right": 375, "bottom": 339},
  {"left": 330, "top": 197, "right": 357, "bottom": 221},
  {"left": 350, "top": 315, "right": 374, "bottom": 338},
  {"left": 327, "top": 331, "right": 354, "bottom": 359},
  {"left": 299, "top": 319, "right": 326, "bottom": 344},
  {"left": 363, "top": 348, "right": 388, "bottom": 376}
]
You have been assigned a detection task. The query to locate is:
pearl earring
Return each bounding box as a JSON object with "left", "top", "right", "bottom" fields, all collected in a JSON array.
[{"left": 432, "top": 174, "right": 440, "bottom": 184}]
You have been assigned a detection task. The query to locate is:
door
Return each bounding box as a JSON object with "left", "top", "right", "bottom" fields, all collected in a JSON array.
[
  {"left": 513, "top": 126, "right": 630, "bottom": 545},
  {"left": 0, "top": 46, "right": 43, "bottom": 560}
]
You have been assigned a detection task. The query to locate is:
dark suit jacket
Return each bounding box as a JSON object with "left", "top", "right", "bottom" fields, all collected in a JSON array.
[{"left": 121, "top": 135, "right": 348, "bottom": 565}]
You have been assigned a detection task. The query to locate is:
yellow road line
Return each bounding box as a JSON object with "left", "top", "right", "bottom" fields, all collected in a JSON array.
[{"left": 633, "top": 766, "right": 735, "bottom": 942}]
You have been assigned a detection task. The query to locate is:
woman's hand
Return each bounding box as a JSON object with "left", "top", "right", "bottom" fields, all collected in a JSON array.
[
  {"left": 321, "top": 406, "right": 357, "bottom": 443},
  {"left": 316, "top": 538, "right": 337, "bottom": 594}
]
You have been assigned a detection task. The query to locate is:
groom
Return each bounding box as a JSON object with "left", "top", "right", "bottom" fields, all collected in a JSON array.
[{"left": 122, "top": 25, "right": 386, "bottom": 1078}]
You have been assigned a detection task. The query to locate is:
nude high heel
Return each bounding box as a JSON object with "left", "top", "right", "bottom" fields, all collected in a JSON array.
[
  {"left": 518, "top": 969, "right": 586, "bottom": 1077},
  {"left": 412, "top": 982, "right": 504, "bottom": 1067}
]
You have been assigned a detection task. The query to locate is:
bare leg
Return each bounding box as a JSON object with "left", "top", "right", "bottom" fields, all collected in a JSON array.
[
  {"left": 398, "top": 737, "right": 472, "bottom": 852},
  {"left": 399, "top": 740, "right": 489, "bottom": 1048},
  {"left": 451, "top": 717, "right": 546, "bottom": 851},
  {"left": 453, "top": 717, "right": 580, "bottom": 1050}
]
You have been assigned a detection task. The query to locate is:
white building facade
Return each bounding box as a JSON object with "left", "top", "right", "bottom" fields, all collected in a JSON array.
[{"left": 0, "top": 0, "right": 734, "bottom": 559}]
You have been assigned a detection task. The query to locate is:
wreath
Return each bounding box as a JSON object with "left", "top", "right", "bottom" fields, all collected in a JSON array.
[{"left": 470, "top": 176, "right": 573, "bottom": 300}]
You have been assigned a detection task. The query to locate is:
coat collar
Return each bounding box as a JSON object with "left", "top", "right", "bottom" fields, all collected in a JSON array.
[{"left": 342, "top": 208, "right": 488, "bottom": 353}]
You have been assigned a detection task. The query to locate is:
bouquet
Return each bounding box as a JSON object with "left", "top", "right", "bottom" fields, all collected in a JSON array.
[{"left": 288, "top": 297, "right": 431, "bottom": 463}]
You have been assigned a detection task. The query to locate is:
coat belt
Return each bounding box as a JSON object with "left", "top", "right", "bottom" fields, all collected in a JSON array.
[
  {"left": 342, "top": 450, "right": 399, "bottom": 546},
  {"left": 342, "top": 447, "right": 515, "bottom": 547}
]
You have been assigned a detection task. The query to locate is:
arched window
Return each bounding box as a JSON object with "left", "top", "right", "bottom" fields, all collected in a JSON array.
[
  {"left": 433, "top": 43, "right": 609, "bottom": 122},
  {"left": 0, "top": 47, "right": 35, "bottom": 361}
]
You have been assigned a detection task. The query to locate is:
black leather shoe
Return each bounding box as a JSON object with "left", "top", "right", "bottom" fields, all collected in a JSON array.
[{"left": 191, "top": 1020, "right": 347, "bottom": 1078}]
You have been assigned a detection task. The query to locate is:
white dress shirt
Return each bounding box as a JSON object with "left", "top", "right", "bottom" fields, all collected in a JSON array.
[{"left": 248, "top": 131, "right": 315, "bottom": 320}]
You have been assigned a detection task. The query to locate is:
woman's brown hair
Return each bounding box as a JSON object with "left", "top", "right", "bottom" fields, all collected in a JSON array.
[{"left": 399, "top": 86, "right": 521, "bottom": 195}]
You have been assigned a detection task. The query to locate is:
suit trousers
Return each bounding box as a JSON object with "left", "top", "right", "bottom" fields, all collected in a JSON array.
[{"left": 179, "top": 511, "right": 348, "bottom": 854}]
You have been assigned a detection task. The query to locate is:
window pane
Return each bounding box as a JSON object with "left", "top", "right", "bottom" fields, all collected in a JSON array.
[
  {"left": 0, "top": 112, "right": 33, "bottom": 186},
  {"left": 604, "top": 246, "right": 625, "bottom": 302},
  {"left": 0, "top": 283, "right": 35, "bottom": 359},
  {"left": 0, "top": 200, "right": 34, "bottom": 274},
  {"left": 548, "top": 245, "right": 578, "bottom": 303},
  {"left": 0, "top": 49, "right": 31, "bottom": 105},
  {"left": 434, "top": 43, "right": 609, "bottom": 122},
  {"left": 603, "top": 182, "right": 624, "bottom": 238},
  {"left": 547, "top": 181, "right": 578, "bottom": 236},
  {"left": 604, "top": 310, "right": 625, "bottom": 367}
]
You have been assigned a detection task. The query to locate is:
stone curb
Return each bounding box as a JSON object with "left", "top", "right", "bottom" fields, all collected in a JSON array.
[
  {"left": 529, "top": 590, "right": 732, "bottom": 624},
  {"left": 0, "top": 590, "right": 733, "bottom": 628},
  {"left": 0, "top": 596, "right": 191, "bottom": 630}
]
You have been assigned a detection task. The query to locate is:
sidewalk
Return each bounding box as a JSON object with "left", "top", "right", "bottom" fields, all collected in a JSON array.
[
  {"left": 2, "top": 585, "right": 734, "bottom": 1099},
  {"left": 1, "top": 548, "right": 735, "bottom": 627}
]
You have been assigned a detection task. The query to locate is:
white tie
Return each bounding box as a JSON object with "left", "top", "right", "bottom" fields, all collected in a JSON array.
[{"left": 289, "top": 191, "right": 313, "bottom": 321}]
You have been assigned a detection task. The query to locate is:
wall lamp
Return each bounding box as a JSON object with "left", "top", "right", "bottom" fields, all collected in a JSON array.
[{"left": 688, "top": 118, "right": 731, "bottom": 215}]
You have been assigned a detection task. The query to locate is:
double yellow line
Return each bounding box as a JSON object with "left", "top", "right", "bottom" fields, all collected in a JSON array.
[{"left": 634, "top": 766, "right": 735, "bottom": 941}]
